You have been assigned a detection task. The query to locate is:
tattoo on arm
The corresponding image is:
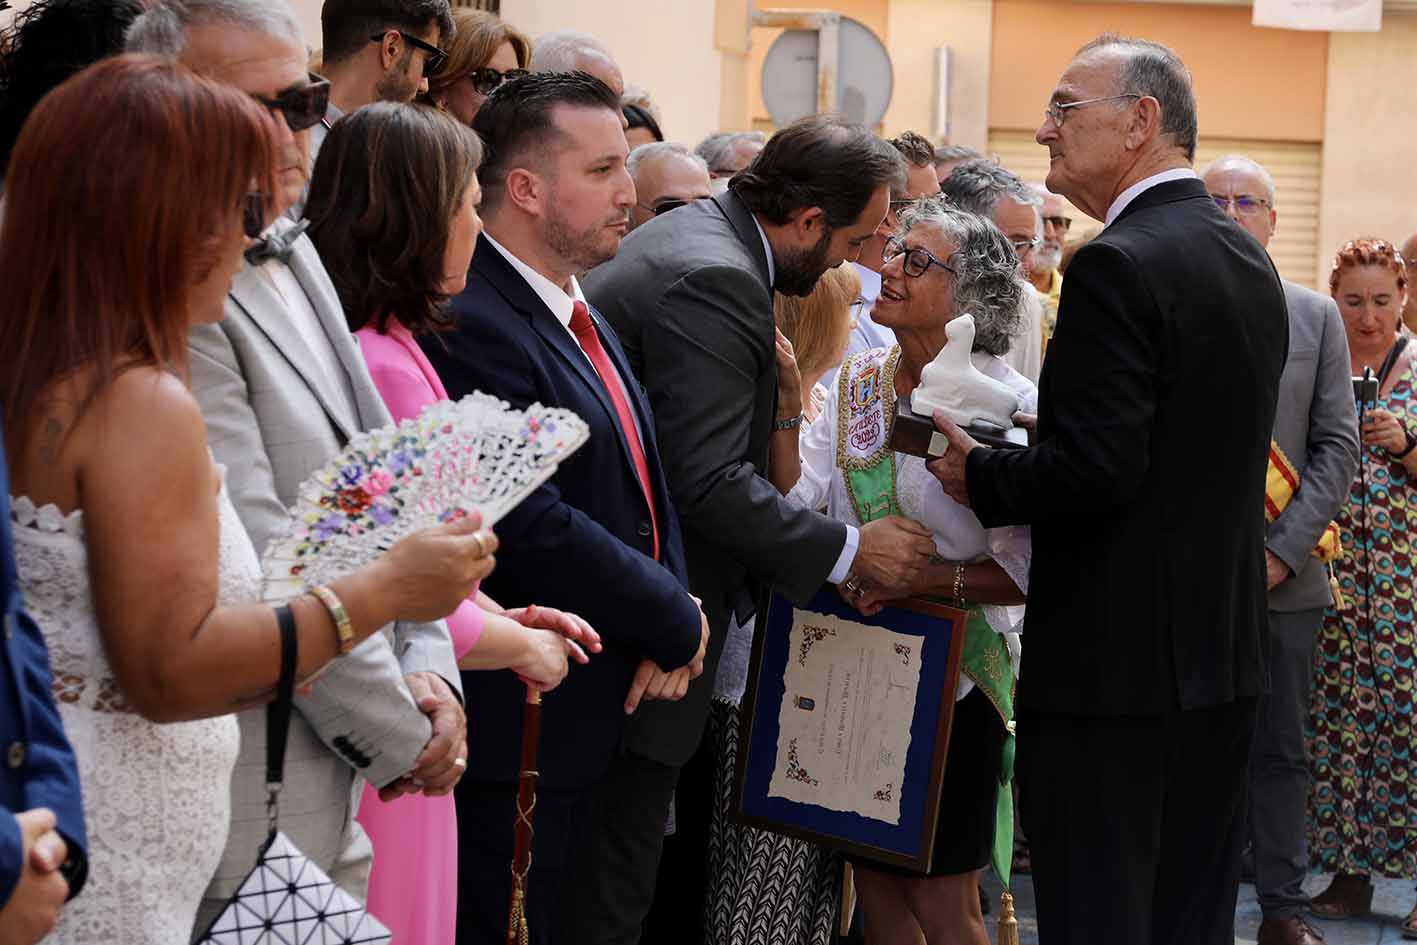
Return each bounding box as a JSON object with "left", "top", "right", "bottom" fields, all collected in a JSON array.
[{"left": 37, "top": 416, "right": 64, "bottom": 465}]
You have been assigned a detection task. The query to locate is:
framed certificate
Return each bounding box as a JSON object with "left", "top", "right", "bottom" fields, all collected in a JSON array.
[{"left": 735, "top": 586, "right": 967, "bottom": 871}]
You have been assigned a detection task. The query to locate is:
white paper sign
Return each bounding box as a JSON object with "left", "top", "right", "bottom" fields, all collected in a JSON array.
[
  {"left": 1253, "top": 0, "right": 1382, "bottom": 31},
  {"left": 768, "top": 608, "right": 922, "bottom": 824}
]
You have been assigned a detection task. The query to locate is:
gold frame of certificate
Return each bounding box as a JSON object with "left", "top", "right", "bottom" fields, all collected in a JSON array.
[{"left": 734, "top": 585, "right": 967, "bottom": 871}]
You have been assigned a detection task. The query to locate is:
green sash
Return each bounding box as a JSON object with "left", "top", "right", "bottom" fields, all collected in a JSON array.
[{"left": 837, "top": 348, "right": 1017, "bottom": 885}]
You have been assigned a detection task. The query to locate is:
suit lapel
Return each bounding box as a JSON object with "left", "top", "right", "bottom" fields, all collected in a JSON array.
[
  {"left": 228, "top": 258, "right": 361, "bottom": 441},
  {"left": 473, "top": 239, "right": 644, "bottom": 480}
]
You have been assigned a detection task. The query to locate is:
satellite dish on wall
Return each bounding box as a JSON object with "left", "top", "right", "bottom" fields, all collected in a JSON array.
[{"left": 761, "top": 15, "right": 893, "bottom": 128}]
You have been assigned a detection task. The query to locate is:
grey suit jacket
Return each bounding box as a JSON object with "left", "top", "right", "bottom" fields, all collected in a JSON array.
[
  {"left": 1267, "top": 280, "right": 1360, "bottom": 613},
  {"left": 189, "top": 232, "right": 461, "bottom": 906}
]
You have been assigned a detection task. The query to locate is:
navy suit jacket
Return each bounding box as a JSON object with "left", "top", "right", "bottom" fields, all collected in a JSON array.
[
  {"left": 0, "top": 423, "right": 87, "bottom": 906},
  {"left": 421, "top": 235, "right": 702, "bottom": 790}
]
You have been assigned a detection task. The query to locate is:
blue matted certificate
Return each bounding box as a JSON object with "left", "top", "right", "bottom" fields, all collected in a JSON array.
[{"left": 735, "top": 586, "right": 967, "bottom": 872}]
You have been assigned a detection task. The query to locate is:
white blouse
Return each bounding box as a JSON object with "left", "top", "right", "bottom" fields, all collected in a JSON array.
[{"left": 786, "top": 348, "right": 1036, "bottom": 700}]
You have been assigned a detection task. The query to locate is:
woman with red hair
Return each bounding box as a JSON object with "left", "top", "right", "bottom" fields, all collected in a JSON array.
[
  {"left": 1309, "top": 238, "right": 1417, "bottom": 931},
  {"left": 0, "top": 55, "right": 493, "bottom": 943}
]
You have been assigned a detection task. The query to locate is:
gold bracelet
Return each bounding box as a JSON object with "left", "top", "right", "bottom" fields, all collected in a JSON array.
[
  {"left": 310, "top": 584, "right": 355, "bottom": 655},
  {"left": 952, "top": 562, "right": 967, "bottom": 606}
]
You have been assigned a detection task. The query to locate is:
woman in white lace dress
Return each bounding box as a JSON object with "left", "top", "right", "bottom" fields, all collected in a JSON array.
[
  {"left": 769, "top": 200, "right": 1033, "bottom": 945},
  {"left": 0, "top": 57, "right": 497, "bottom": 944}
]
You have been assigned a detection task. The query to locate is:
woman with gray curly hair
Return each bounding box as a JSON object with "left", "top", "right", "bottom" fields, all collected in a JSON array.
[{"left": 768, "top": 199, "right": 1034, "bottom": 945}]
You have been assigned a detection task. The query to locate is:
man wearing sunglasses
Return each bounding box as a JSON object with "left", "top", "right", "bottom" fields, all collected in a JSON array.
[
  {"left": 310, "top": 0, "right": 453, "bottom": 167},
  {"left": 625, "top": 142, "right": 712, "bottom": 234},
  {"left": 127, "top": 0, "right": 466, "bottom": 931}
]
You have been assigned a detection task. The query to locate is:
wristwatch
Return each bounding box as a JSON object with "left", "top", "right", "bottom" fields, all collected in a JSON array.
[
  {"left": 1397, "top": 427, "right": 1417, "bottom": 460},
  {"left": 774, "top": 413, "right": 804, "bottom": 431}
]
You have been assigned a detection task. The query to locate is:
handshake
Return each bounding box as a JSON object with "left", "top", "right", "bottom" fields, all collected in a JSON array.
[{"left": 838, "top": 516, "right": 939, "bottom": 617}]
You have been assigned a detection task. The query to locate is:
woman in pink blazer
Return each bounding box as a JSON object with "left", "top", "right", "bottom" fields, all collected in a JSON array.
[{"left": 305, "top": 102, "right": 600, "bottom": 944}]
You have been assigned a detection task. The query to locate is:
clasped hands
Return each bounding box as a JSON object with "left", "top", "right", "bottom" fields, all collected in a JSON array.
[
  {"left": 379, "top": 606, "right": 602, "bottom": 802},
  {"left": 839, "top": 516, "right": 938, "bottom": 616},
  {"left": 0, "top": 808, "right": 69, "bottom": 945},
  {"left": 625, "top": 595, "right": 710, "bottom": 714}
]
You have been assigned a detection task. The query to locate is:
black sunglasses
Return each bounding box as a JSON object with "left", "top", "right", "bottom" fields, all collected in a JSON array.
[
  {"left": 651, "top": 198, "right": 692, "bottom": 216},
  {"left": 251, "top": 73, "right": 330, "bottom": 133},
  {"left": 469, "top": 67, "right": 528, "bottom": 94},
  {"left": 370, "top": 30, "right": 448, "bottom": 77},
  {"left": 242, "top": 192, "right": 268, "bottom": 239}
]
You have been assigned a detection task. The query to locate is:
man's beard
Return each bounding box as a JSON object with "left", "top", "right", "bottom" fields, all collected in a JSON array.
[
  {"left": 375, "top": 52, "right": 421, "bottom": 103},
  {"left": 774, "top": 228, "right": 832, "bottom": 297},
  {"left": 545, "top": 202, "right": 624, "bottom": 273},
  {"left": 1035, "top": 244, "right": 1062, "bottom": 272}
]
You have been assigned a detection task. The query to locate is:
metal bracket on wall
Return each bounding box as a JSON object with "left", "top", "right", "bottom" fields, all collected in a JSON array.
[{"left": 751, "top": 8, "right": 839, "bottom": 116}]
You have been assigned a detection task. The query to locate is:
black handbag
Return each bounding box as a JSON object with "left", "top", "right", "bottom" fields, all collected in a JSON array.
[{"left": 195, "top": 606, "right": 393, "bottom": 944}]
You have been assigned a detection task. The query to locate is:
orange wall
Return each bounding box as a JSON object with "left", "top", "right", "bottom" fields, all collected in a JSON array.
[
  {"left": 989, "top": 0, "right": 1328, "bottom": 142},
  {"left": 747, "top": 0, "right": 891, "bottom": 129}
]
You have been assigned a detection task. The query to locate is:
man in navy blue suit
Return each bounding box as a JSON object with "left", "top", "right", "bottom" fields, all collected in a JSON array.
[
  {"left": 420, "top": 72, "right": 707, "bottom": 945},
  {"left": 0, "top": 419, "right": 87, "bottom": 945}
]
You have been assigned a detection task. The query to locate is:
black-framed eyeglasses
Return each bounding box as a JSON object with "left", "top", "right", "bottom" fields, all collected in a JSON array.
[
  {"left": 1042, "top": 214, "right": 1072, "bottom": 233},
  {"left": 1210, "top": 194, "right": 1271, "bottom": 216},
  {"left": 884, "top": 235, "right": 955, "bottom": 278},
  {"left": 242, "top": 192, "right": 269, "bottom": 239},
  {"left": 369, "top": 30, "right": 447, "bottom": 76},
  {"left": 250, "top": 73, "right": 330, "bottom": 133},
  {"left": 469, "top": 66, "right": 528, "bottom": 94},
  {"left": 1044, "top": 93, "right": 1142, "bottom": 128},
  {"left": 639, "top": 197, "right": 700, "bottom": 217}
]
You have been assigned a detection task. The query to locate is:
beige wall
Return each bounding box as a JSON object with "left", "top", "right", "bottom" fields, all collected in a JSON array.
[
  {"left": 990, "top": 0, "right": 1329, "bottom": 141},
  {"left": 498, "top": 0, "right": 723, "bottom": 150},
  {"left": 1317, "top": 10, "right": 1417, "bottom": 280},
  {"left": 881, "top": 0, "right": 992, "bottom": 146}
]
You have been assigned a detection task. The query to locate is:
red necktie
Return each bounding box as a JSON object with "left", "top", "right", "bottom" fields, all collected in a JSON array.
[{"left": 568, "top": 301, "right": 660, "bottom": 560}]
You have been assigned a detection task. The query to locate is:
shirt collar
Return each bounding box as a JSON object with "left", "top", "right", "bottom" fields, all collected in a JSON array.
[
  {"left": 483, "top": 231, "right": 586, "bottom": 328},
  {"left": 750, "top": 214, "right": 777, "bottom": 288},
  {"left": 1104, "top": 167, "right": 1197, "bottom": 227},
  {"left": 852, "top": 262, "right": 882, "bottom": 303}
]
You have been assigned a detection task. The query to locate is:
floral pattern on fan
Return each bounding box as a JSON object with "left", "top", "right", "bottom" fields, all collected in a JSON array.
[{"left": 262, "top": 392, "right": 588, "bottom": 602}]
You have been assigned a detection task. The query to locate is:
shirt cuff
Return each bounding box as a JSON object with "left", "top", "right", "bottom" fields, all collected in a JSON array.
[{"left": 827, "top": 525, "right": 860, "bottom": 584}]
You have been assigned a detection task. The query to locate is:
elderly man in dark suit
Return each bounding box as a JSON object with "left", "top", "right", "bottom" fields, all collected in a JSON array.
[
  {"left": 0, "top": 423, "right": 86, "bottom": 945},
  {"left": 1202, "top": 154, "right": 1359, "bottom": 945},
  {"left": 929, "top": 35, "right": 1289, "bottom": 945},
  {"left": 580, "top": 116, "right": 941, "bottom": 944},
  {"left": 418, "top": 72, "right": 707, "bottom": 945}
]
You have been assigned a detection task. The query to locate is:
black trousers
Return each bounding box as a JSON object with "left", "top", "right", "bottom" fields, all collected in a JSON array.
[
  {"left": 454, "top": 780, "right": 595, "bottom": 945},
  {"left": 1017, "top": 698, "right": 1259, "bottom": 945},
  {"left": 1251, "top": 609, "right": 1323, "bottom": 920},
  {"left": 558, "top": 740, "right": 715, "bottom": 945}
]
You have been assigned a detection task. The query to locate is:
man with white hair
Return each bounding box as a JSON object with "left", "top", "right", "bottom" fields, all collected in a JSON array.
[
  {"left": 626, "top": 142, "right": 712, "bottom": 232},
  {"left": 1030, "top": 183, "right": 1070, "bottom": 347},
  {"left": 694, "top": 130, "right": 764, "bottom": 194},
  {"left": 928, "top": 34, "right": 1288, "bottom": 945},
  {"left": 126, "top": 0, "right": 465, "bottom": 933},
  {"left": 530, "top": 29, "right": 623, "bottom": 96},
  {"left": 1202, "top": 153, "right": 1357, "bottom": 945}
]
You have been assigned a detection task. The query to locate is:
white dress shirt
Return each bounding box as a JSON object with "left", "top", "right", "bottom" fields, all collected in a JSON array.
[
  {"left": 482, "top": 232, "right": 643, "bottom": 441},
  {"left": 1104, "top": 167, "right": 1198, "bottom": 228},
  {"left": 750, "top": 216, "right": 859, "bottom": 584},
  {"left": 786, "top": 350, "right": 1033, "bottom": 699},
  {"left": 257, "top": 218, "right": 350, "bottom": 406},
  {"left": 1003, "top": 284, "right": 1045, "bottom": 385}
]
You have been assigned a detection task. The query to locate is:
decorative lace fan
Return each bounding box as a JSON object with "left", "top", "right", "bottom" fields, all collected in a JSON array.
[{"left": 261, "top": 392, "right": 589, "bottom": 602}]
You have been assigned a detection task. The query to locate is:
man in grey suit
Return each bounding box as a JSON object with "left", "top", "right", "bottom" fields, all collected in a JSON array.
[
  {"left": 580, "top": 116, "right": 939, "bottom": 944},
  {"left": 1204, "top": 155, "right": 1360, "bottom": 945},
  {"left": 127, "top": 0, "right": 466, "bottom": 930}
]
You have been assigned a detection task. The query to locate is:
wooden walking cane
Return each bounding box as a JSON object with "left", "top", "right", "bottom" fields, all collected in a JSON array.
[{"left": 507, "top": 687, "right": 542, "bottom": 945}]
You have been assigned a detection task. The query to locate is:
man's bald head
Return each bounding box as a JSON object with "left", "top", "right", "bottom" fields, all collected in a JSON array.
[
  {"left": 627, "top": 141, "right": 711, "bottom": 230},
  {"left": 531, "top": 30, "right": 624, "bottom": 97},
  {"left": 1201, "top": 154, "right": 1277, "bottom": 249}
]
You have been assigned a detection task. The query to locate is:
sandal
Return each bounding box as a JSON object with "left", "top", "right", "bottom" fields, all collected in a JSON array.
[{"left": 1309, "top": 873, "right": 1374, "bottom": 921}]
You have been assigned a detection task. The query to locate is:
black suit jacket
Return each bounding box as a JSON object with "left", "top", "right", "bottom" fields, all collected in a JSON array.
[
  {"left": 584, "top": 191, "right": 847, "bottom": 766},
  {"left": 966, "top": 177, "right": 1288, "bottom": 717},
  {"left": 422, "top": 235, "right": 702, "bottom": 790}
]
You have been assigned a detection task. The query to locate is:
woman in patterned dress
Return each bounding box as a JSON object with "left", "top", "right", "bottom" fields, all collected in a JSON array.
[{"left": 1309, "top": 238, "right": 1417, "bottom": 933}]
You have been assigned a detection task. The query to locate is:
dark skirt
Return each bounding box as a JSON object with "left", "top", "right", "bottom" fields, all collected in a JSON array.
[
  {"left": 851, "top": 686, "right": 1006, "bottom": 877},
  {"left": 705, "top": 698, "right": 842, "bottom": 945}
]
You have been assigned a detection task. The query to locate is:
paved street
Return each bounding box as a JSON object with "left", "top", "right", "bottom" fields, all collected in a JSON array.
[{"left": 981, "top": 872, "right": 1412, "bottom": 944}]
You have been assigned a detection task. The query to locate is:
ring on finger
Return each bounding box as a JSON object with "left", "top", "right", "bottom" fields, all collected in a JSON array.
[{"left": 471, "top": 532, "right": 490, "bottom": 557}]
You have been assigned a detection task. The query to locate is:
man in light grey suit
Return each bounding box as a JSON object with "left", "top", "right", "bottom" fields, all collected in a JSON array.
[
  {"left": 127, "top": 0, "right": 466, "bottom": 932},
  {"left": 1204, "top": 155, "right": 1360, "bottom": 945}
]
